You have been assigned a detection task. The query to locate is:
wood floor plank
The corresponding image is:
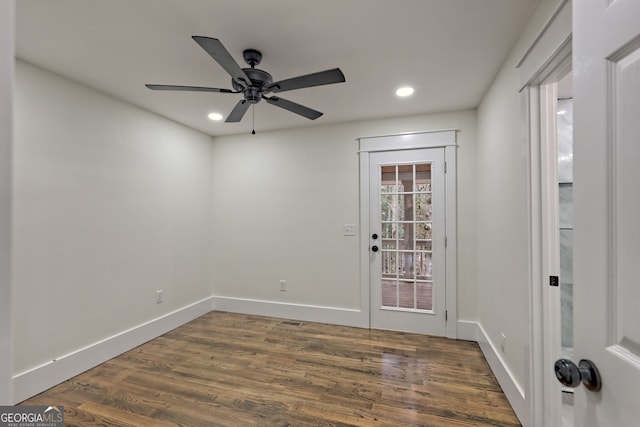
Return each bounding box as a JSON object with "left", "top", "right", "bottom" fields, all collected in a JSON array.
[{"left": 20, "top": 311, "right": 521, "bottom": 426}]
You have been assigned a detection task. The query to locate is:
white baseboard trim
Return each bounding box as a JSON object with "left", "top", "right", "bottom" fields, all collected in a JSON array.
[
  {"left": 13, "top": 296, "right": 214, "bottom": 404},
  {"left": 212, "top": 296, "right": 368, "bottom": 329},
  {"left": 456, "top": 320, "right": 481, "bottom": 341},
  {"left": 458, "top": 320, "right": 528, "bottom": 424}
]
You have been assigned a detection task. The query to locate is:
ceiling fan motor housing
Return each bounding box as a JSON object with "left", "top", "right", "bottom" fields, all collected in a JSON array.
[{"left": 232, "top": 67, "right": 273, "bottom": 103}]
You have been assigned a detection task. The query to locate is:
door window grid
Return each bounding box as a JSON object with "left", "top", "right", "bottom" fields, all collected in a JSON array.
[{"left": 380, "top": 163, "right": 433, "bottom": 311}]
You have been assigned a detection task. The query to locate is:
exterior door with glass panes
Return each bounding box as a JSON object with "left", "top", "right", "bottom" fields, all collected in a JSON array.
[{"left": 369, "top": 148, "right": 446, "bottom": 335}]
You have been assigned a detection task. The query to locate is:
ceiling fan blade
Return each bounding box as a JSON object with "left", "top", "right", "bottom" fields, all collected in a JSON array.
[
  {"left": 192, "top": 36, "right": 251, "bottom": 86},
  {"left": 226, "top": 100, "right": 250, "bottom": 122},
  {"left": 264, "top": 96, "right": 323, "bottom": 120},
  {"left": 268, "top": 68, "right": 345, "bottom": 93},
  {"left": 145, "top": 84, "right": 237, "bottom": 93}
]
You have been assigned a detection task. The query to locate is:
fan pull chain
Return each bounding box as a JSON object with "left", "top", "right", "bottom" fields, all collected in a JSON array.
[{"left": 251, "top": 105, "right": 256, "bottom": 135}]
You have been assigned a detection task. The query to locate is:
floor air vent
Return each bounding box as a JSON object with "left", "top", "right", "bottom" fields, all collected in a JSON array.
[{"left": 279, "top": 320, "right": 303, "bottom": 327}]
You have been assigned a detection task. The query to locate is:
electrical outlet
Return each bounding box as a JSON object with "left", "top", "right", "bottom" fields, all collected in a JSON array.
[
  {"left": 343, "top": 224, "right": 356, "bottom": 236},
  {"left": 500, "top": 333, "right": 507, "bottom": 354},
  {"left": 280, "top": 280, "right": 287, "bottom": 292},
  {"left": 156, "top": 290, "right": 164, "bottom": 304}
]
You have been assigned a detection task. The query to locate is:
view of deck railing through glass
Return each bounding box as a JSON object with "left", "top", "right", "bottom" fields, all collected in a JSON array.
[{"left": 380, "top": 163, "right": 433, "bottom": 311}]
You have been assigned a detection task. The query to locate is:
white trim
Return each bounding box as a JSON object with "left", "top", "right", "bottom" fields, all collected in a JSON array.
[
  {"left": 526, "top": 85, "right": 545, "bottom": 427},
  {"left": 212, "top": 296, "right": 368, "bottom": 329},
  {"left": 517, "top": 0, "right": 569, "bottom": 68},
  {"left": 357, "top": 128, "right": 459, "bottom": 143},
  {"left": 477, "top": 323, "right": 527, "bottom": 421},
  {"left": 444, "top": 145, "right": 458, "bottom": 339},
  {"left": 520, "top": 36, "right": 572, "bottom": 92},
  {"left": 470, "top": 321, "right": 528, "bottom": 424},
  {"left": 359, "top": 150, "right": 372, "bottom": 329},
  {"left": 517, "top": 0, "right": 572, "bottom": 90},
  {"left": 525, "top": 43, "right": 572, "bottom": 427},
  {"left": 359, "top": 130, "right": 459, "bottom": 335},
  {"left": 13, "top": 297, "right": 214, "bottom": 403},
  {"left": 456, "top": 320, "right": 481, "bottom": 341},
  {"left": 539, "top": 82, "right": 564, "bottom": 426},
  {"left": 0, "top": 0, "right": 14, "bottom": 406},
  {"left": 521, "top": 3, "right": 574, "bottom": 425},
  {"left": 359, "top": 132, "right": 458, "bottom": 338},
  {"left": 358, "top": 130, "right": 457, "bottom": 153}
]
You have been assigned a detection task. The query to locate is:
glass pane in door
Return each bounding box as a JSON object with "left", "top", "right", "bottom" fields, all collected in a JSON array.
[
  {"left": 558, "top": 97, "right": 574, "bottom": 358},
  {"left": 380, "top": 163, "right": 433, "bottom": 311}
]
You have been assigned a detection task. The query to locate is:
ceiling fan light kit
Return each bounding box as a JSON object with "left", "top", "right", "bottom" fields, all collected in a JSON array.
[{"left": 146, "top": 36, "right": 346, "bottom": 131}]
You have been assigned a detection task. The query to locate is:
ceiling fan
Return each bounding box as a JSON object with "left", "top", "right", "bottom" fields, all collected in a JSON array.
[{"left": 146, "top": 36, "right": 346, "bottom": 123}]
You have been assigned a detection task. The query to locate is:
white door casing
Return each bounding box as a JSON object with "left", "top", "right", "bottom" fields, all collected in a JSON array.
[
  {"left": 518, "top": 1, "right": 573, "bottom": 424},
  {"left": 358, "top": 130, "right": 457, "bottom": 338},
  {"left": 573, "top": 1, "right": 640, "bottom": 425},
  {"left": 539, "top": 81, "right": 565, "bottom": 426}
]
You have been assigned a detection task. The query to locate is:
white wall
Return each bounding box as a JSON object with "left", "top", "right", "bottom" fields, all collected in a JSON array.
[
  {"left": 476, "top": 58, "right": 530, "bottom": 394},
  {"left": 210, "top": 110, "right": 478, "bottom": 324},
  {"left": 12, "top": 61, "right": 215, "bottom": 377},
  {"left": 476, "top": 0, "right": 565, "bottom": 423},
  {"left": 0, "top": 0, "right": 14, "bottom": 405}
]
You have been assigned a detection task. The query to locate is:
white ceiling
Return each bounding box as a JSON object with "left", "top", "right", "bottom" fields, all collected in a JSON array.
[{"left": 15, "top": 0, "right": 539, "bottom": 136}]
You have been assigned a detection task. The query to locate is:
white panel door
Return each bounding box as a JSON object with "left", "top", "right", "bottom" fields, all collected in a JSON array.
[
  {"left": 571, "top": 1, "right": 640, "bottom": 425},
  {"left": 369, "top": 148, "right": 446, "bottom": 335}
]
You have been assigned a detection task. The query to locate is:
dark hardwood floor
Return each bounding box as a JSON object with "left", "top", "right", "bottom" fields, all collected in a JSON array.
[{"left": 21, "top": 311, "right": 521, "bottom": 426}]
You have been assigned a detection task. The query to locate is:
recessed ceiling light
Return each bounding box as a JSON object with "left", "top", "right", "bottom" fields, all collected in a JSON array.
[
  {"left": 396, "top": 86, "right": 414, "bottom": 97},
  {"left": 208, "top": 112, "right": 223, "bottom": 121}
]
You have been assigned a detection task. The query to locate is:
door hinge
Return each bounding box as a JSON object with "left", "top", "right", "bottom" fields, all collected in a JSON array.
[
  {"left": 445, "top": 310, "right": 448, "bottom": 321},
  {"left": 445, "top": 236, "right": 448, "bottom": 248},
  {"left": 444, "top": 161, "right": 447, "bottom": 173}
]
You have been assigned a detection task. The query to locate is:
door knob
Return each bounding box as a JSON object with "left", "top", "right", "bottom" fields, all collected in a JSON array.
[
  {"left": 371, "top": 233, "right": 378, "bottom": 240},
  {"left": 371, "top": 245, "right": 379, "bottom": 252},
  {"left": 554, "top": 358, "right": 602, "bottom": 392}
]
